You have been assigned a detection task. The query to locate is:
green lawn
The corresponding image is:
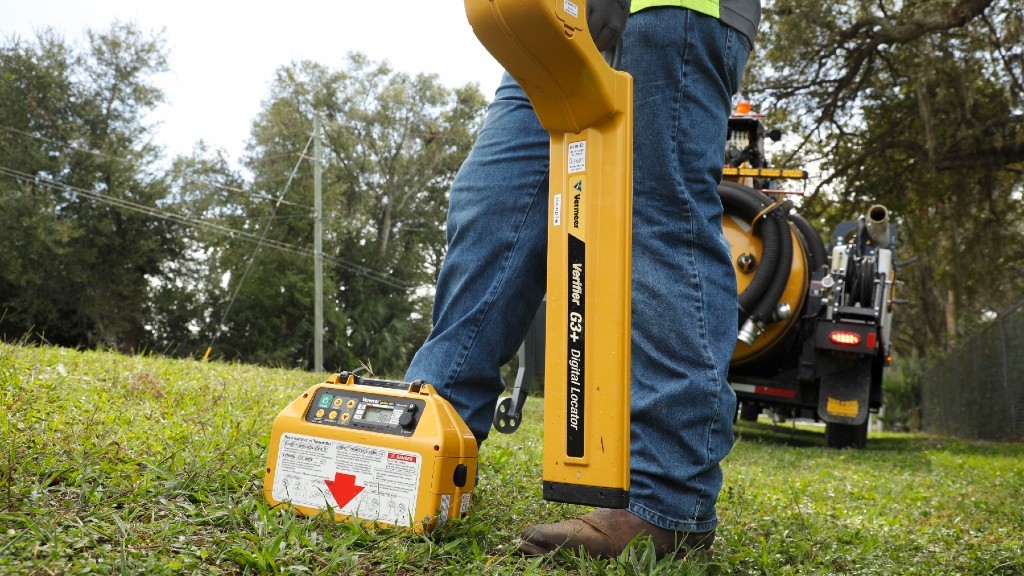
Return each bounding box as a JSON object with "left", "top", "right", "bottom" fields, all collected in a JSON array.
[{"left": 2, "top": 343, "right": 1022, "bottom": 575}]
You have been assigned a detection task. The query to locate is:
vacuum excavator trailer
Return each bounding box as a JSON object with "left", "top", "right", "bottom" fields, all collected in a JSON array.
[{"left": 722, "top": 106, "right": 897, "bottom": 448}]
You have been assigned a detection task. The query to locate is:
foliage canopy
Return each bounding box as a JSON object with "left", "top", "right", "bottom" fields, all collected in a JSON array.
[{"left": 746, "top": 0, "right": 1024, "bottom": 355}]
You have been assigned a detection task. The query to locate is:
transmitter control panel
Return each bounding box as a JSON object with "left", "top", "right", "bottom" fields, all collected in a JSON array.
[{"left": 304, "top": 387, "right": 426, "bottom": 436}]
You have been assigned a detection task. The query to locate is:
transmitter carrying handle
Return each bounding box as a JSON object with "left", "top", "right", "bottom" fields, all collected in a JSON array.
[{"left": 334, "top": 371, "right": 427, "bottom": 393}]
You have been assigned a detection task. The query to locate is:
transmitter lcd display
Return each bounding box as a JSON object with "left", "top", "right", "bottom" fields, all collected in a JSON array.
[{"left": 361, "top": 405, "right": 393, "bottom": 424}]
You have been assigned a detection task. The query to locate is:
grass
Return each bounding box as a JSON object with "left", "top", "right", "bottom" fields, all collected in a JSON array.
[{"left": 1, "top": 342, "right": 1022, "bottom": 575}]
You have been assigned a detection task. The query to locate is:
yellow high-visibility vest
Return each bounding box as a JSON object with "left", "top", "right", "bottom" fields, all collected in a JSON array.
[
  {"left": 632, "top": 0, "right": 719, "bottom": 19},
  {"left": 631, "top": 0, "right": 761, "bottom": 45}
]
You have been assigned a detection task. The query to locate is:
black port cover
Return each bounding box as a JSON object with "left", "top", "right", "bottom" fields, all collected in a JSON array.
[{"left": 453, "top": 464, "right": 468, "bottom": 488}]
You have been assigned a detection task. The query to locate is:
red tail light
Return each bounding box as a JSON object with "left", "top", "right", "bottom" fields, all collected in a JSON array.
[{"left": 829, "top": 331, "right": 861, "bottom": 346}]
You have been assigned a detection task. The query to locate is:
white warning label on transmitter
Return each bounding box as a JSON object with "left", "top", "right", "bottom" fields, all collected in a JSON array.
[{"left": 271, "top": 432, "right": 422, "bottom": 526}]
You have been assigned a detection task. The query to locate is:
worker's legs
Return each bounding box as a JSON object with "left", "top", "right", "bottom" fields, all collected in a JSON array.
[
  {"left": 410, "top": 4, "right": 749, "bottom": 555},
  {"left": 619, "top": 8, "right": 748, "bottom": 534},
  {"left": 404, "top": 73, "right": 549, "bottom": 443}
]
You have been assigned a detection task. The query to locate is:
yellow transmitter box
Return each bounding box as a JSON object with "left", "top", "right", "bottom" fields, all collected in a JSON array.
[{"left": 264, "top": 372, "right": 477, "bottom": 533}]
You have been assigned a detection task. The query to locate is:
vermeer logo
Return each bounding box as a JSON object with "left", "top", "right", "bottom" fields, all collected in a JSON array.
[{"left": 569, "top": 176, "right": 585, "bottom": 234}]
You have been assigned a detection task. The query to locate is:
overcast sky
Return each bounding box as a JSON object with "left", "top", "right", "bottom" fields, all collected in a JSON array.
[{"left": 6, "top": 1, "right": 504, "bottom": 163}]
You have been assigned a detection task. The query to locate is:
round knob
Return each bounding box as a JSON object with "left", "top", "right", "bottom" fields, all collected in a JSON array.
[{"left": 399, "top": 404, "right": 418, "bottom": 429}]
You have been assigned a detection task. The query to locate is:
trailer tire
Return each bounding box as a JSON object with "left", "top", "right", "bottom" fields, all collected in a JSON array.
[
  {"left": 825, "top": 420, "right": 868, "bottom": 449},
  {"left": 739, "top": 402, "right": 761, "bottom": 422}
]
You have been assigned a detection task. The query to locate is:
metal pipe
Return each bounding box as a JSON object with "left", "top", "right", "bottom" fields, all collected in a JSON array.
[{"left": 867, "top": 204, "right": 891, "bottom": 247}]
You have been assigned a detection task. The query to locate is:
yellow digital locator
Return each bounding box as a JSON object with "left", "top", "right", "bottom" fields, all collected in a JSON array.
[
  {"left": 465, "top": 0, "right": 634, "bottom": 507},
  {"left": 264, "top": 373, "right": 477, "bottom": 533}
]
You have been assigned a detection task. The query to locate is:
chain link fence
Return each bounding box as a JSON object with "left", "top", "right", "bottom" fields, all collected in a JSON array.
[{"left": 919, "top": 303, "right": 1024, "bottom": 441}]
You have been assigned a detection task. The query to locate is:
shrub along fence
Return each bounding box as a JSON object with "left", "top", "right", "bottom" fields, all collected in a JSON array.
[{"left": 919, "top": 303, "right": 1024, "bottom": 441}]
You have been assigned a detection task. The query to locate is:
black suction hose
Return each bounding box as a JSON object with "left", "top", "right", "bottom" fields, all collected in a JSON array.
[
  {"left": 788, "top": 213, "right": 827, "bottom": 273},
  {"left": 718, "top": 183, "right": 776, "bottom": 319},
  {"left": 712, "top": 181, "right": 790, "bottom": 325},
  {"left": 750, "top": 209, "right": 793, "bottom": 326}
]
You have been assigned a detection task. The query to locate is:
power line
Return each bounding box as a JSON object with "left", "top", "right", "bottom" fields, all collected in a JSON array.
[
  {"left": 0, "top": 122, "right": 309, "bottom": 209},
  {"left": 206, "top": 180, "right": 308, "bottom": 209},
  {"left": 0, "top": 165, "right": 415, "bottom": 291},
  {"left": 0, "top": 165, "right": 311, "bottom": 260},
  {"left": 1, "top": 115, "right": 428, "bottom": 359},
  {"left": 0, "top": 120, "right": 421, "bottom": 292},
  {"left": 0, "top": 123, "right": 133, "bottom": 165},
  {"left": 207, "top": 132, "right": 315, "bottom": 353}
]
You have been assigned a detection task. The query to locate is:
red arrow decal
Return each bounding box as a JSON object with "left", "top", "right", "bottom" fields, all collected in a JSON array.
[{"left": 324, "top": 472, "right": 364, "bottom": 508}]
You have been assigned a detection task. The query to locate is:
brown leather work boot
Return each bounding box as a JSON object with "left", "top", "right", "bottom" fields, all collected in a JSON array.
[{"left": 519, "top": 508, "right": 715, "bottom": 561}]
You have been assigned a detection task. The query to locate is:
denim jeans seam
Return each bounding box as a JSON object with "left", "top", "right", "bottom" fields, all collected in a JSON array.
[
  {"left": 676, "top": 12, "right": 727, "bottom": 522},
  {"left": 724, "top": 27, "right": 737, "bottom": 95}
]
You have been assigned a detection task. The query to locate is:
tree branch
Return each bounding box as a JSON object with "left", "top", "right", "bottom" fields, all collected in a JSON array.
[{"left": 839, "top": 0, "right": 995, "bottom": 44}]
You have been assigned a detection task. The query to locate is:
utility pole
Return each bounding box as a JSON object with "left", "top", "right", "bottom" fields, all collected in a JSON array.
[{"left": 313, "top": 114, "right": 324, "bottom": 373}]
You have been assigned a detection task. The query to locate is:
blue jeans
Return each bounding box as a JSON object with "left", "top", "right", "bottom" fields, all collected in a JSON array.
[{"left": 406, "top": 8, "right": 750, "bottom": 533}]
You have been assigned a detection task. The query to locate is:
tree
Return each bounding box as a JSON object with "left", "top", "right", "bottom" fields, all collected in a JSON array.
[
  {"left": 206, "top": 54, "right": 486, "bottom": 373},
  {"left": 746, "top": 0, "right": 1024, "bottom": 356},
  {"left": 0, "top": 23, "right": 179, "bottom": 351}
]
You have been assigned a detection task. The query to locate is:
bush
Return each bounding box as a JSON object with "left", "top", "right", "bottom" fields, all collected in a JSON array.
[{"left": 880, "top": 358, "right": 923, "bottom": 431}]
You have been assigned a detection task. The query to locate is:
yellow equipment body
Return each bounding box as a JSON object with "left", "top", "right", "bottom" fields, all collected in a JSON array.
[
  {"left": 264, "top": 373, "right": 477, "bottom": 533},
  {"left": 465, "top": 0, "right": 633, "bottom": 507}
]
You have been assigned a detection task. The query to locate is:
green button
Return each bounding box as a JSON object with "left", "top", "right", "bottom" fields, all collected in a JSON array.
[{"left": 318, "top": 394, "right": 334, "bottom": 408}]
